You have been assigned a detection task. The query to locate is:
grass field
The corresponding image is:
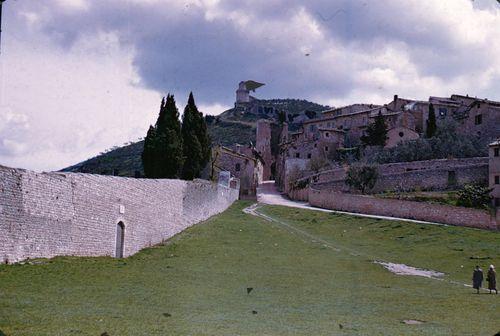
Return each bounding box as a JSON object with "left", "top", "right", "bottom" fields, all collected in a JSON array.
[{"left": 0, "top": 201, "right": 499, "bottom": 335}]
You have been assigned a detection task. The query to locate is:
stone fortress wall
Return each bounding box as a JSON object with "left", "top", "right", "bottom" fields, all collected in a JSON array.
[
  {"left": 0, "top": 165, "right": 239, "bottom": 264},
  {"left": 291, "top": 157, "right": 488, "bottom": 195}
]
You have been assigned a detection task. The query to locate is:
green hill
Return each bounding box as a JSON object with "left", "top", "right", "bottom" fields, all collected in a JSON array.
[{"left": 61, "top": 99, "right": 328, "bottom": 176}]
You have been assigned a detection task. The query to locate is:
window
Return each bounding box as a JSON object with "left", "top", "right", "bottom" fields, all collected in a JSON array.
[
  {"left": 496, "top": 198, "right": 500, "bottom": 207},
  {"left": 399, "top": 132, "right": 404, "bottom": 137},
  {"left": 475, "top": 114, "right": 482, "bottom": 125},
  {"left": 495, "top": 148, "right": 500, "bottom": 157},
  {"left": 325, "top": 132, "right": 330, "bottom": 138},
  {"left": 295, "top": 153, "right": 300, "bottom": 158},
  {"left": 314, "top": 143, "right": 317, "bottom": 148},
  {"left": 307, "top": 153, "right": 312, "bottom": 159},
  {"left": 324, "top": 146, "right": 329, "bottom": 152},
  {"left": 235, "top": 163, "right": 241, "bottom": 171},
  {"left": 438, "top": 107, "right": 447, "bottom": 117},
  {"left": 495, "top": 176, "right": 500, "bottom": 184},
  {"left": 309, "top": 125, "right": 314, "bottom": 132}
]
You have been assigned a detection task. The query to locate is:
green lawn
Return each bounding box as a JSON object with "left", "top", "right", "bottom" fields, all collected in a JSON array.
[{"left": 0, "top": 201, "right": 499, "bottom": 335}]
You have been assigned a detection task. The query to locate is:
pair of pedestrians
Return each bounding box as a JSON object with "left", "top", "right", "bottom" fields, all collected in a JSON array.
[{"left": 473, "top": 265, "right": 497, "bottom": 294}]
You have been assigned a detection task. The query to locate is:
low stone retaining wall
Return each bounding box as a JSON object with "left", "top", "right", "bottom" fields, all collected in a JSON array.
[
  {"left": 288, "top": 187, "right": 309, "bottom": 201},
  {"left": 295, "top": 157, "right": 488, "bottom": 194},
  {"left": 309, "top": 187, "right": 498, "bottom": 230},
  {"left": 0, "top": 165, "right": 239, "bottom": 263}
]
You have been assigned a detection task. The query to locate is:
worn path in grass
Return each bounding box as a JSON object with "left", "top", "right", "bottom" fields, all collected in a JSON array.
[
  {"left": 0, "top": 200, "right": 499, "bottom": 335},
  {"left": 257, "top": 180, "right": 444, "bottom": 226}
]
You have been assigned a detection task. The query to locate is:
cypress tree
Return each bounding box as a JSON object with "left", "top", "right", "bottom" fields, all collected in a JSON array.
[
  {"left": 157, "top": 94, "right": 184, "bottom": 178},
  {"left": 426, "top": 103, "right": 437, "bottom": 138},
  {"left": 142, "top": 95, "right": 184, "bottom": 179},
  {"left": 181, "top": 95, "right": 203, "bottom": 180},
  {"left": 142, "top": 125, "right": 159, "bottom": 178},
  {"left": 187, "top": 92, "right": 211, "bottom": 168},
  {"left": 361, "top": 111, "right": 388, "bottom": 147}
]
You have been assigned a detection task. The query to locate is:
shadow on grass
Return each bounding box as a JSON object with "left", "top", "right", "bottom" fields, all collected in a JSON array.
[{"left": 0, "top": 330, "right": 7, "bottom": 336}]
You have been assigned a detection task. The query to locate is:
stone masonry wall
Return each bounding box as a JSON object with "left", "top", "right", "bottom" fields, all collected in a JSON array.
[
  {"left": 0, "top": 165, "right": 239, "bottom": 263},
  {"left": 294, "top": 157, "right": 488, "bottom": 194},
  {"left": 309, "top": 187, "right": 498, "bottom": 230}
]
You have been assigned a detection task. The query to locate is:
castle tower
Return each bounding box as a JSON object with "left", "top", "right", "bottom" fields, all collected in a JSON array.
[
  {"left": 256, "top": 119, "right": 274, "bottom": 181},
  {"left": 236, "top": 81, "right": 250, "bottom": 103}
]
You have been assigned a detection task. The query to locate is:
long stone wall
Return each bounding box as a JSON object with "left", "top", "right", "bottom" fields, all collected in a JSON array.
[
  {"left": 296, "top": 157, "right": 488, "bottom": 194},
  {"left": 0, "top": 165, "right": 239, "bottom": 263},
  {"left": 309, "top": 187, "right": 498, "bottom": 230}
]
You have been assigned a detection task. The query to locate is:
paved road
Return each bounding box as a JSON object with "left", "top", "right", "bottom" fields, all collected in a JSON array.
[{"left": 256, "top": 180, "right": 445, "bottom": 226}]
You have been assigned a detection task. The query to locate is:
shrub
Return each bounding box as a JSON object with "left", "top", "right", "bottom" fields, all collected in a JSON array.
[
  {"left": 345, "top": 164, "right": 379, "bottom": 194},
  {"left": 363, "top": 120, "right": 487, "bottom": 164},
  {"left": 287, "top": 165, "right": 305, "bottom": 190},
  {"left": 307, "top": 155, "right": 329, "bottom": 173},
  {"left": 456, "top": 184, "right": 492, "bottom": 209}
]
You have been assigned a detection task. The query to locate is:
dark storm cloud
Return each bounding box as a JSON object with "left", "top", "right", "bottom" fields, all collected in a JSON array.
[{"left": 9, "top": 0, "right": 500, "bottom": 105}]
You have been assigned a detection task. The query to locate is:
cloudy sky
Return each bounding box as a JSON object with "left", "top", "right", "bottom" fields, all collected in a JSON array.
[{"left": 1, "top": 0, "right": 499, "bottom": 171}]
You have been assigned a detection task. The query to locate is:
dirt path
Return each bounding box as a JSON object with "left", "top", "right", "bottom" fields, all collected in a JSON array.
[
  {"left": 247, "top": 183, "right": 479, "bottom": 289},
  {"left": 257, "top": 181, "right": 445, "bottom": 226}
]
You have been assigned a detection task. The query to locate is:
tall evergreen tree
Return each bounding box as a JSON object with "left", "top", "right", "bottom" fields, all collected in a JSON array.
[
  {"left": 426, "top": 103, "right": 437, "bottom": 138},
  {"left": 142, "top": 95, "right": 184, "bottom": 178},
  {"left": 142, "top": 125, "right": 159, "bottom": 178},
  {"left": 187, "top": 92, "right": 211, "bottom": 167},
  {"left": 361, "top": 111, "right": 388, "bottom": 147},
  {"left": 158, "top": 94, "right": 184, "bottom": 178},
  {"left": 181, "top": 95, "right": 203, "bottom": 180}
]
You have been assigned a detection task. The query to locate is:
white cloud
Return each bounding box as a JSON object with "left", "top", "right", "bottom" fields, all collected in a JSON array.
[
  {"left": 0, "top": 27, "right": 161, "bottom": 171},
  {"left": 55, "top": 0, "right": 89, "bottom": 11},
  {"left": 199, "top": 103, "right": 231, "bottom": 116}
]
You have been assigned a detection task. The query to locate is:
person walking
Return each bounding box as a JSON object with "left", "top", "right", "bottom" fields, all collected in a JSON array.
[
  {"left": 472, "top": 265, "right": 483, "bottom": 294},
  {"left": 486, "top": 265, "right": 497, "bottom": 294}
]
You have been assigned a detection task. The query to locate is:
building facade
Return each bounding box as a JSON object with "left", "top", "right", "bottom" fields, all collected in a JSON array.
[
  {"left": 490, "top": 139, "right": 500, "bottom": 209},
  {"left": 212, "top": 145, "right": 263, "bottom": 197}
]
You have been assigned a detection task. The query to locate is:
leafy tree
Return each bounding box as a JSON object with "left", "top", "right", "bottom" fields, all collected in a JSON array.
[
  {"left": 345, "top": 164, "right": 379, "bottom": 194},
  {"left": 425, "top": 103, "right": 437, "bottom": 138},
  {"left": 141, "top": 95, "right": 184, "bottom": 178},
  {"left": 361, "top": 112, "right": 388, "bottom": 147},
  {"left": 457, "top": 184, "right": 492, "bottom": 209},
  {"left": 363, "top": 120, "right": 488, "bottom": 164},
  {"left": 287, "top": 165, "right": 305, "bottom": 191},
  {"left": 307, "top": 155, "right": 329, "bottom": 173}
]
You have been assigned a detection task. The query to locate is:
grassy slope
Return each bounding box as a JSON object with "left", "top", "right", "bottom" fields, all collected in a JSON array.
[{"left": 0, "top": 202, "right": 498, "bottom": 335}]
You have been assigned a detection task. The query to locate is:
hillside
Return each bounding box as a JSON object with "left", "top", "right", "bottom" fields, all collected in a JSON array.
[{"left": 61, "top": 99, "right": 328, "bottom": 176}]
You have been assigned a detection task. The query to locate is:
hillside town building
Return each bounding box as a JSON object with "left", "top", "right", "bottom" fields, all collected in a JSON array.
[
  {"left": 490, "top": 139, "right": 500, "bottom": 208},
  {"left": 211, "top": 145, "right": 263, "bottom": 198}
]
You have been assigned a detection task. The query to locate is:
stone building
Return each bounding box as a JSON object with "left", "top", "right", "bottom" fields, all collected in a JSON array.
[
  {"left": 255, "top": 119, "right": 283, "bottom": 180},
  {"left": 211, "top": 145, "right": 263, "bottom": 197},
  {"left": 421, "top": 95, "right": 500, "bottom": 141},
  {"left": 490, "top": 139, "right": 500, "bottom": 208}
]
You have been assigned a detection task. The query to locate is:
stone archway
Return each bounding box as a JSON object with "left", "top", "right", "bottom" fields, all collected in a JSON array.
[{"left": 115, "top": 221, "right": 125, "bottom": 258}]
